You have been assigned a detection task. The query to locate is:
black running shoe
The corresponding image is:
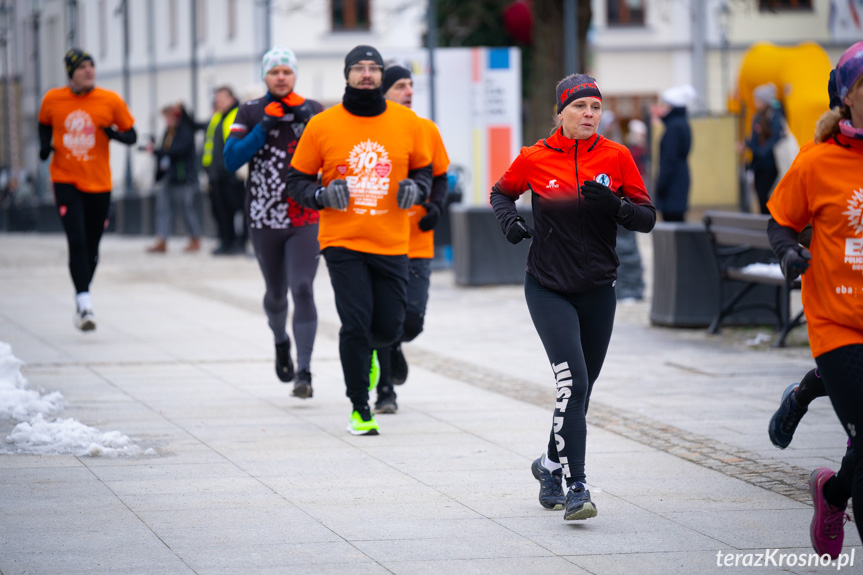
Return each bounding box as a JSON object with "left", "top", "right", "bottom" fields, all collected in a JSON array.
[
  {"left": 292, "top": 369, "right": 313, "bottom": 398},
  {"left": 531, "top": 456, "right": 565, "bottom": 510},
  {"left": 275, "top": 341, "right": 294, "bottom": 383},
  {"left": 564, "top": 481, "right": 597, "bottom": 521},
  {"left": 391, "top": 344, "right": 408, "bottom": 385},
  {"left": 768, "top": 383, "right": 807, "bottom": 449},
  {"left": 374, "top": 382, "right": 398, "bottom": 414}
]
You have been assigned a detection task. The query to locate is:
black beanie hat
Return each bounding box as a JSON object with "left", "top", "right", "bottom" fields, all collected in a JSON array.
[
  {"left": 65, "top": 48, "right": 94, "bottom": 79},
  {"left": 556, "top": 73, "right": 602, "bottom": 114},
  {"left": 344, "top": 45, "right": 384, "bottom": 79},
  {"left": 382, "top": 65, "right": 411, "bottom": 95}
]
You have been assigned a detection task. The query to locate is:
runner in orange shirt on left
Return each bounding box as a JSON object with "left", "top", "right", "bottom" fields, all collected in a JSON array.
[{"left": 38, "top": 49, "right": 137, "bottom": 332}]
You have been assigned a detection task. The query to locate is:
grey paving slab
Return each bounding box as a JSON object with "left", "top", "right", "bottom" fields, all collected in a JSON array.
[
  {"left": 385, "top": 556, "right": 591, "bottom": 575},
  {"left": 1, "top": 234, "right": 862, "bottom": 575},
  {"left": 564, "top": 549, "right": 828, "bottom": 575},
  {"left": 350, "top": 533, "right": 553, "bottom": 562}
]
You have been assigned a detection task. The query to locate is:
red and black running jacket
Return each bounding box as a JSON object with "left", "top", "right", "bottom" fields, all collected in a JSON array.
[{"left": 491, "top": 129, "right": 655, "bottom": 294}]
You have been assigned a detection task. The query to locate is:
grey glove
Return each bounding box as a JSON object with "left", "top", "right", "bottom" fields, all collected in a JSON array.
[
  {"left": 396, "top": 178, "right": 424, "bottom": 210},
  {"left": 315, "top": 179, "right": 350, "bottom": 210}
]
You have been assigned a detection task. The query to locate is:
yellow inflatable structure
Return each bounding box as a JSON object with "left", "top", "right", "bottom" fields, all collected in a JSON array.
[{"left": 734, "top": 42, "right": 833, "bottom": 145}]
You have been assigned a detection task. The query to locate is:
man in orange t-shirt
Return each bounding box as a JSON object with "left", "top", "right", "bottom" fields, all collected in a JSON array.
[
  {"left": 372, "top": 64, "right": 450, "bottom": 415},
  {"left": 38, "top": 49, "right": 136, "bottom": 332},
  {"left": 286, "top": 45, "right": 432, "bottom": 436}
]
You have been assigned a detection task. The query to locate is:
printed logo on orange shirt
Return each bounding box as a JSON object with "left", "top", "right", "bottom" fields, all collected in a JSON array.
[
  {"left": 63, "top": 110, "right": 97, "bottom": 161},
  {"left": 346, "top": 140, "right": 391, "bottom": 210},
  {"left": 843, "top": 188, "right": 863, "bottom": 276}
]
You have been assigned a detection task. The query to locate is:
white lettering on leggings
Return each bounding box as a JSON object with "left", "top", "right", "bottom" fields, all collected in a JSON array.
[{"left": 552, "top": 361, "right": 572, "bottom": 478}]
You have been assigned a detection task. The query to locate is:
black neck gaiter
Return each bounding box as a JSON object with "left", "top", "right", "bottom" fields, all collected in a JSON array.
[{"left": 342, "top": 85, "right": 386, "bottom": 117}]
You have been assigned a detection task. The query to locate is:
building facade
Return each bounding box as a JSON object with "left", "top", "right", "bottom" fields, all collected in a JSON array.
[{"left": 7, "top": 0, "right": 427, "bottom": 199}]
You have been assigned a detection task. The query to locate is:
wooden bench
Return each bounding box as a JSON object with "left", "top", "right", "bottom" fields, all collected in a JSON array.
[{"left": 703, "top": 210, "right": 804, "bottom": 347}]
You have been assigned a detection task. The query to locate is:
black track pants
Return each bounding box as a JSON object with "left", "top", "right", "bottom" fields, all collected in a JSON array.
[
  {"left": 323, "top": 247, "right": 407, "bottom": 407},
  {"left": 524, "top": 273, "right": 616, "bottom": 485},
  {"left": 53, "top": 184, "right": 111, "bottom": 295}
]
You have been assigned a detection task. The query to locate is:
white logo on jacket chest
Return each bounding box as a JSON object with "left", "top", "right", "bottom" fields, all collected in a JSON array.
[{"left": 545, "top": 179, "right": 559, "bottom": 189}]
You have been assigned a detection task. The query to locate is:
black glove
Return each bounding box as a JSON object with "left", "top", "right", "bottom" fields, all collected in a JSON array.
[
  {"left": 397, "top": 178, "right": 425, "bottom": 209},
  {"left": 259, "top": 100, "right": 286, "bottom": 132},
  {"left": 780, "top": 246, "right": 812, "bottom": 281},
  {"left": 314, "top": 179, "right": 350, "bottom": 210},
  {"left": 418, "top": 202, "right": 440, "bottom": 231},
  {"left": 581, "top": 180, "right": 621, "bottom": 217},
  {"left": 285, "top": 101, "right": 312, "bottom": 124},
  {"left": 103, "top": 127, "right": 119, "bottom": 140},
  {"left": 505, "top": 217, "right": 533, "bottom": 244},
  {"left": 39, "top": 146, "right": 53, "bottom": 161}
]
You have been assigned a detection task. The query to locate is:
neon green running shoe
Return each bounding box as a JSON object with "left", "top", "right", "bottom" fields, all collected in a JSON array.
[
  {"left": 347, "top": 405, "right": 380, "bottom": 436},
  {"left": 369, "top": 350, "right": 380, "bottom": 391}
]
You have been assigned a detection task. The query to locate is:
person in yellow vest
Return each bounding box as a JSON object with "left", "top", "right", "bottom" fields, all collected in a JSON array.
[
  {"left": 203, "top": 86, "right": 246, "bottom": 255},
  {"left": 373, "top": 64, "right": 450, "bottom": 414}
]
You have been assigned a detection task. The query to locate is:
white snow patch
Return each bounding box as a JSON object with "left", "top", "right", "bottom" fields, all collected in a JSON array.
[
  {"left": 0, "top": 342, "right": 154, "bottom": 457},
  {"left": 739, "top": 262, "right": 785, "bottom": 280},
  {"left": 745, "top": 332, "right": 773, "bottom": 346}
]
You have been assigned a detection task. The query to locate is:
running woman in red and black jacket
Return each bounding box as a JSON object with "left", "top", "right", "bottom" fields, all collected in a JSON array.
[{"left": 491, "top": 74, "right": 655, "bottom": 522}]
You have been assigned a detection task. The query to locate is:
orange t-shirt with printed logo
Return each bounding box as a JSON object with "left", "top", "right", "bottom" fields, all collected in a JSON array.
[
  {"left": 38, "top": 86, "right": 135, "bottom": 192},
  {"left": 767, "top": 134, "right": 863, "bottom": 358},
  {"left": 406, "top": 118, "right": 450, "bottom": 259},
  {"left": 290, "top": 102, "right": 431, "bottom": 256}
]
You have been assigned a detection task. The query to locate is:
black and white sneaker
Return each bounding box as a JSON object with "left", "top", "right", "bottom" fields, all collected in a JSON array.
[
  {"left": 391, "top": 344, "right": 408, "bottom": 385},
  {"left": 275, "top": 341, "right": 294, "bottom": 383},
  {"left": 564, "top": 481, "right": 597, "bottom": 521},
  {"left": 292, "top": 369, "right": 313, "bottom": 399},
  {"left": 74, "top": 308, "right": 96, "bottom": 332}
]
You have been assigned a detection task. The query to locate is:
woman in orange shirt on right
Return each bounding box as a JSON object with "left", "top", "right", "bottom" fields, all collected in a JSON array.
[{"left": 767, "top": 42, "right": 863, "bottom": 560}]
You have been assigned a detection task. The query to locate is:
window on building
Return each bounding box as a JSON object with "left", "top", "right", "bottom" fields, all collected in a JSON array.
[
  {"left": 169, "top": 0, "right": 178, "bottom": 48},
  {"left": 759, "top": 0, "right": 813, "bottom": 11},
  {"left": 77, "top": 2, "right": 85, "bottom": 50},
  {"left": 608, "top": 0, "right": 646, "bottom": 26},
  {"left": 227, "top": 0, "right": 237, "bottom": 40},
  {"left": 98, "top": 0, "right": 107, "bottom": 57},
  {"left": 332, "top": 0, "right": 371, "bottom": 31},
  {"left": 196, "top": 0, "right": 206, "bottom": 43}
]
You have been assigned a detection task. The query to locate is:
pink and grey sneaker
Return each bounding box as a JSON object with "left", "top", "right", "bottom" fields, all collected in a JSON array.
[{"left": 808, "top": 467, "right": 850, "bottom": 560}]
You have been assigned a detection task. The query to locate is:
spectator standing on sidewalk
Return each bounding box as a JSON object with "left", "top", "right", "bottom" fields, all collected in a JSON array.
[
  {"left": 286, "top": 45, "right": 432, "bottom": 436},
  {"left": 767, "top": 42, "right": 863, "bottom": 560},
  {"left": 146, "top": 103, "right": 202, "bottom": 253},
  {"left": 491, "top": 74, "right": 655, "bottom": 521},
  {"left": 745, "top": 83, "right": 786, "bottom": 215},
  {"left": 203, "top": 86, "right": 247, "bottom": 255},
  {"left": 223, "top": 46, "right": 324, "bottom": 398},
  {"left": 38, "top": 49, "right": 137, "bottom": 331},
  {"left": 654, "top": 84, "right": 694, "bottom": 222},
  {"left": 372, "top": 64, "right": 450, "bottom": 415}
]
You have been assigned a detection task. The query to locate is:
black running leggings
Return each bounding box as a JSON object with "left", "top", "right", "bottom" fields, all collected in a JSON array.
[
  {"left": 815, "top": 344, "right": 863, "bottom": 545},
  {"left": 53, "top": 184, "right": 112, "bottom": 294},
  {"left": 524, "top": 273, "right": 616, "bottom": 486},
  {"left": 250, "top": 225, "right": 319, "bottom": 371}
]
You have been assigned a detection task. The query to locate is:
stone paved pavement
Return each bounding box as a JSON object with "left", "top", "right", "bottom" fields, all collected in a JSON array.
[{"left": 0, "top": 233, "right": 859, "bottom": 575}]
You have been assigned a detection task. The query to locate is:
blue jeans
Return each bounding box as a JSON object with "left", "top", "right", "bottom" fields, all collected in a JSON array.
[{"left": 155, "top": 181, "right": 201, "bottom": 239}]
